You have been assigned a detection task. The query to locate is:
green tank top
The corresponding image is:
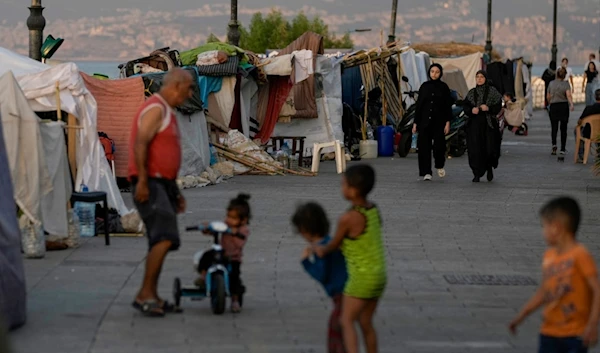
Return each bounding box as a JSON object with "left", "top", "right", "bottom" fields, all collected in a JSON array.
[{"left": 341, "top": 205, "right": 387, "bottom": 298}]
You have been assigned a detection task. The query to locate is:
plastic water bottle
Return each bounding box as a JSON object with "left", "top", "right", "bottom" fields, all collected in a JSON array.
[
  {"left": 209, "top": 144, "right": 218, "bottom": 165},
  {"left": 411, "top": 133, "right": 418, "bottom": 149},
  {"left": 75, "top": 184, "right": 96, "bottom": 237},
  {"left": 281, "top": 142, "right": 291, "bottom": 157}
]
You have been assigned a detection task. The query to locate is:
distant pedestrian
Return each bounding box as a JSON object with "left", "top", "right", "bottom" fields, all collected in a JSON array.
[
  {"left": 292, "top": 202, "right": 348, "bottom": 353},
  {"left": 412, "top": 63, "right": 453, "bottom": 181},
  {"left": 509, "top": 196, "right": 600, "bottom": 353},
  {"left": 463, "top": 70, "right": 503, "bottom": 182},
  {"left": 542, "top": 61, "right": 557, "bottom": 110},
  {"left": 129, "top": 68, "right": 194, "bottom": 317},
  {"left": 315, "top": 164, "right": 386, "bottom": 353},
  {"left": 575, "top": 89, "right": 600, "bottom": 162},
  {"left": 547, "top": 67, "right": 574, "bottom": 157},
  {"left": 561, "top": 57, "right": 575, "bottom": 89},
  {"left": 583, "top": 53, "right": 600, "bottom": 74},
  {"left": 582, "top": 61, "right": 599, "bottom": 106}
]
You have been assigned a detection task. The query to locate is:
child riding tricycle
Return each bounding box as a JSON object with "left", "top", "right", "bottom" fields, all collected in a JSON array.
[{"left": 173, "top": 220, "right": 247, "bottom": 314}]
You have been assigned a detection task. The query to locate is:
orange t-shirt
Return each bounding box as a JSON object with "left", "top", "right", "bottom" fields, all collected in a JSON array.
[{"left": 540, "top": 243, "right": 597, "bottom": 337}]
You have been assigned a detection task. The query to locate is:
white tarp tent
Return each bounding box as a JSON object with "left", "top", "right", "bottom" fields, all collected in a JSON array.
[
  {"left": 432, "top": 52, "right": 483, "bottom": 89},
  {"left": 272, "top": 56, "right": 344, "bottom": 153},
  {"left": 0, "top": 47, "right": 129, "bottom": 216},
  {"left": 0, "top": 71, "right": 72, "bottom": 237},
  {"left": 0, "top": 103, "right": 27, "bottom": 330}
]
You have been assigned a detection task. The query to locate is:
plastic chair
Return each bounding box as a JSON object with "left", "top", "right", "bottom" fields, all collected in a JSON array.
[
  {"left": 70, "top": 191, "right": 110, "bottom": 246},
  {"left": 574, "top": 114, "right": 600, "bottom": 165},
  {"left": 311, "top": 140, "right": 346, "bottom": 174}
]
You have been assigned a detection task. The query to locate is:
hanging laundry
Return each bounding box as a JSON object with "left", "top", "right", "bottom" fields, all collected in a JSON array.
[{"left": 292, "top": 49, "right": 314, "bottom": 83}]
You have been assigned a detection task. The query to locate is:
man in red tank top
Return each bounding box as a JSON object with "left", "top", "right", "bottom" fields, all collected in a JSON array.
[{"left": 130, "top": 68, "right": 194, "bottom": 317}]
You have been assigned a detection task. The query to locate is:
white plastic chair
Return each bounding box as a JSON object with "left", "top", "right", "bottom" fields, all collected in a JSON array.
[{"left": 311, "top": 140, "right": 346, "bottom": 174}]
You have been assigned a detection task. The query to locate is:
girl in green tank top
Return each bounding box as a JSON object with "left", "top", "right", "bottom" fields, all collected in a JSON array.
[{"left": 315, "top": 164, "right": 387, "bottom": 353}]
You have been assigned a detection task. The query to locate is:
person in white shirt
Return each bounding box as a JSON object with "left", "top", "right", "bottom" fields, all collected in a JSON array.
[
  {"left": 583, "top": 53, "right": 600, "bottom": 72},
  {"left": 561, "top": 57, "right": 574, "bottom": 89}
]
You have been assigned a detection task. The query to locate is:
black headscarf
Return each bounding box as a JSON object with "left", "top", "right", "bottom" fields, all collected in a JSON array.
[{"left": 466, "top": 70, "right": 503, "bottom": 108}]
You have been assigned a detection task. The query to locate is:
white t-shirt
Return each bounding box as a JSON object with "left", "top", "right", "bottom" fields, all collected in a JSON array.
[{"left": 563, "top": 66, "right": 573, "bottom": 82}]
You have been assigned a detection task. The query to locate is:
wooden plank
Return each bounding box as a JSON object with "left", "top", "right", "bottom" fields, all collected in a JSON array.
[{"left": 67, "top": 114, "right": 77, "bottom": 181}]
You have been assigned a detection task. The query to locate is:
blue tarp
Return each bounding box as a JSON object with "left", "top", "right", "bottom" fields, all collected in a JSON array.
[
  {"left": 0, "top": 111, "right": 27, "bottom": 330},
  {"left": 341, "top": 66, "right": 363, "bottom": 114}
]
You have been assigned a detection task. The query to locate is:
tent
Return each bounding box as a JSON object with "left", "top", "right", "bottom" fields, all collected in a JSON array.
[
  {"left": 0, "top": 94, "right": 27, "bottom": 330},
  {"left": 432, "top": 52, "right": 483, "bottom": 89},
  {"left": 0, "top": 47, "right": 129, "bottom": 216},
  {"left": 272, "top": 56, "right": 344, "bottom": 152},
  {"left": 0, "top": 71, "right": 71, "bottom": 238}
]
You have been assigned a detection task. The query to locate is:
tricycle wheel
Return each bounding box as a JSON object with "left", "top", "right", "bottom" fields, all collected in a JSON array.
[
  {"left": 210, "top": 273, "right": 226, "bottom": 315},
  {"left": 173, "top": 277, "right": 182, "bottom": 307}
]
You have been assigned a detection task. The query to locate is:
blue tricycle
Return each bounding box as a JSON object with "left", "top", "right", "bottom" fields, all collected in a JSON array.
[{"left": 173, "top": 221, "right": 245, "bottom": 315}]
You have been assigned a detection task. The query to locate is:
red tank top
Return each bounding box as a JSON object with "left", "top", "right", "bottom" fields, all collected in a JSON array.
[{"left": 128, "top": 94, "right": 181, "bottom": 181}]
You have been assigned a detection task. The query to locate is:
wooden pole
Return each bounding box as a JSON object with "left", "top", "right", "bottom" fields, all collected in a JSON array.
[
  {"left": 55, "top": 81, "right": 62, "bottom": 120},
  {"left": 67, "top": 114, "right": 77, "bottom": 182}
]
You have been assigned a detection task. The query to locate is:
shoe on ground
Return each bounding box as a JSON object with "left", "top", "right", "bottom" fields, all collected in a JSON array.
[
  {"left": 437, "top": 169, "right": 446, "bottom": 178},
  {"left": 472, "top": 176, "right": 480, "bottom": 182},
  {"left": 551, "top": 146, "right": 557, "bottom": 155},
  {"left": 424, "top": 174, "right": 432, "bottom": 181},
  {"left": 487, "top": 168, "right": 494, "bottom": 182},
  {"left": 559, "top": 150, "right": 566, "bottom": 156}
]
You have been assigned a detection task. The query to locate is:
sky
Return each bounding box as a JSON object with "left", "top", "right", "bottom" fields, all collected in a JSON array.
[{"left": 0, "top": 0, "right": 596, "bottom": 24}]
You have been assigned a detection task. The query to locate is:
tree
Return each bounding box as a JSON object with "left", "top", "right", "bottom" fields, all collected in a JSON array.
[{"left": 238, "top": 9, "right": 354, "bottom": 53}]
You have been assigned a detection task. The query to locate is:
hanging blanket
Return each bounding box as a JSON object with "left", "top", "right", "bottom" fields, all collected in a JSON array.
[
  {"left": 276, "top": 32, "right": 324, "bottom": 119},
  {"left": 81, "top": 73, "right": 146, "bottom": 178}
]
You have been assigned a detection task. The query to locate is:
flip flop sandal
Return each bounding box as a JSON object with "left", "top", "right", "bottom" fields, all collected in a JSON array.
[
  {"left": 132, "top": 300, "right": 165, "bottom": 317},
  {"left": 161, "top": 300, "right": 183, "bottom": 313}
]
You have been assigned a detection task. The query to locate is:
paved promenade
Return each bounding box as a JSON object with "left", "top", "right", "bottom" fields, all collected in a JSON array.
[{"left": 8, "top": 106, "right": 600, "bottom": 353}]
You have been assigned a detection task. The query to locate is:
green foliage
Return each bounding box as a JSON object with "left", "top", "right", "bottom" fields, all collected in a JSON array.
[{"left": 238, "top": 9, "right": 354, "bottom": 53}]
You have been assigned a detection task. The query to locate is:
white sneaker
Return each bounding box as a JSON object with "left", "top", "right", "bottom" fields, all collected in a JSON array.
[
  {"left": 424, "top": 174, "right": 432, "bottom": 181},
  {"left": 437, "top": 168, "right": 446, "bottom": 178}
]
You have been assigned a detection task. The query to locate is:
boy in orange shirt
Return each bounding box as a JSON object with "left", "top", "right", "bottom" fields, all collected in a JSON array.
[{"left": 509, "top": 196, "right": 600, "bottom": 352}]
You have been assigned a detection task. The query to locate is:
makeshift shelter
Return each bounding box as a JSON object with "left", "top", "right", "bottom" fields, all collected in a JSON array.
[
  {"left": 276, "top": 32, "right": 324, "bottom": 119},
  {"left": 432, "top": 52, "right": 483, "bottom": 89},
  {"left": 82, "top": 67, "right": 211, "bottom": 178},
  {"left": 272, "top": 56, "right": 344, "bottom": 151},
  {"left": 441, "top": 65, "right": 469, "bottom": 99},
  {"left": 412, "top": 42, "right": 501, "bottom": 61},
  {"left": 0, "top": 47, "right": 129, "bottom": 216},
  {"left": 0, "top": 71, "right": 71, "bottom": 238},
  {"left": 0, "top": 97, "right": 27, "bottom": 330}
]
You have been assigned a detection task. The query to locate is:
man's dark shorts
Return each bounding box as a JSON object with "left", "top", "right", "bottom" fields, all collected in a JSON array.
[{"left": 132, "top": 178, "right": 181, "bottom": 251}]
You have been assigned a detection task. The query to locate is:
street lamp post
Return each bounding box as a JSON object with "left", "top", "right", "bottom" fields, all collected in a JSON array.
[
  {"left": 27, "top": 0, "right": 45, "bottom": 61},
  {"left": 551, "top": 0, "right": 558, "bottom": 64},
  {"left": 484, "top": 0, "right": 493, "bottom": 62},
  {"left": 227, "top": 0, "right": 240, "bottom": 47},
  {"left": 387, "top": 0, "right": 398, "bottom": 44}
]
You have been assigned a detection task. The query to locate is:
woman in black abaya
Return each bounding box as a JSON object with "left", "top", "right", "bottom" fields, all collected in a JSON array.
[
  {"left": 463, "top": 70, "right": 503, "bottom": 182},
  {"left": 412, "top": 63, "right": 453, "bottom": 181}
]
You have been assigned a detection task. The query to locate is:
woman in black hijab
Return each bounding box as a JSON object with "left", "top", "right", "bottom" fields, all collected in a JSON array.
[
  {"left": 412, "top": 63, "right": 453, "bottom": 181},
  {"left": 463, "top": 70, "right": 503, "bottom": 182}
]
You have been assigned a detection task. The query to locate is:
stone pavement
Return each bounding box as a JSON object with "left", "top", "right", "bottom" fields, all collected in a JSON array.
[{"left": 8, "top": 106, "right": 600, "bottom": 353}]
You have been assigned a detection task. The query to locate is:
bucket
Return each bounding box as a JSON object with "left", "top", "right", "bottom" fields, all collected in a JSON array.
[
  {"left": 359, "top": 140, "right": 378, "bottom": 159},
  {"left": 376, "top": 126, "right": 394, "bottom": 157}
]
